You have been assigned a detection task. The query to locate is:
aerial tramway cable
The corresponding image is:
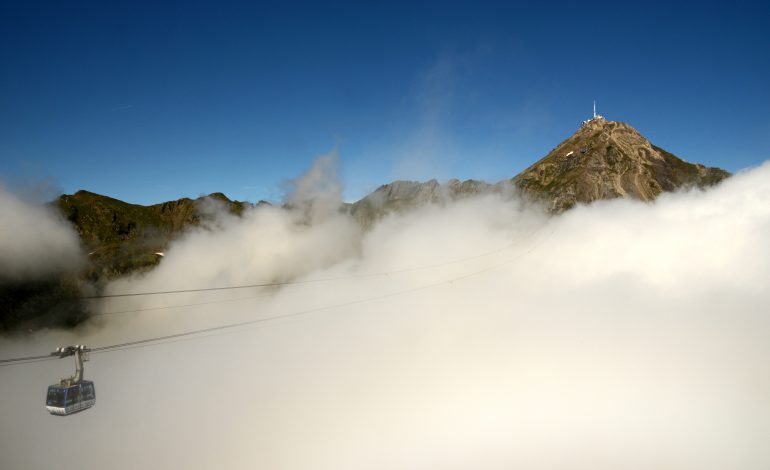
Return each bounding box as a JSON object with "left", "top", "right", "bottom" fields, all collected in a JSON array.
[
  {"left": 76, "top": 225, "right": 544, "bottom": 301},
  {"left": 0, "top": 226, "right": 555, "bottom": 366},
  {"left": 85, "top": 224, "right": 546, "bottom": 317},
  {"left": 0, "top": 353, "right": 56, "bottom": 365}
]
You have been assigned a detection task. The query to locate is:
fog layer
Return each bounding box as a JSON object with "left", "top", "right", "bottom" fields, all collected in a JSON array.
[
  {"left": 0, "top": 184, "right": 82, "bottom": 279},
  {"left": 1, "top": 162, "right": 769, "bottom": 469}
]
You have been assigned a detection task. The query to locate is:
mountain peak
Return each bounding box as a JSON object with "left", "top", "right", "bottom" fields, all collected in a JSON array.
[{"left": 512, "top": 119, "right": 729, "bottom": 212}]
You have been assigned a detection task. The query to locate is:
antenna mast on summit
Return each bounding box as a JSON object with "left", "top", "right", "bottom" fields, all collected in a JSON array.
[{"left": 582, "top": 100, "right": 603, "bottom": 127}]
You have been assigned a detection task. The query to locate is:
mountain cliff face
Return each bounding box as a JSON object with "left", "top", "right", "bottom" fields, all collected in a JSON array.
[{"left": 512, "top": 118, "right": 730, "bottom": 212}]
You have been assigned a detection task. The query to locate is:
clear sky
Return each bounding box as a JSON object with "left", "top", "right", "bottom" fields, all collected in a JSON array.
[{"left": 1, "top": 1, "right": 768, "bottom": 205}]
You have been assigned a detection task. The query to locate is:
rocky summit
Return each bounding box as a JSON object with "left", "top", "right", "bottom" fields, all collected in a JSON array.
[{"left": 512, "top": 117, "right": 730, "bottom": 212}]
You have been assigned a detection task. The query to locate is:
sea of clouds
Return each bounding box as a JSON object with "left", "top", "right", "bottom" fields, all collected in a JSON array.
[{"left": 1, "top": 158, "right": 769, "bottom": 469}]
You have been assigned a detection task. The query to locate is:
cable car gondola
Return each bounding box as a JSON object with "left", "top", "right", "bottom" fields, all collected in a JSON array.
[{"left": 45, "top": 345, "right": 96, "bottom": 416}]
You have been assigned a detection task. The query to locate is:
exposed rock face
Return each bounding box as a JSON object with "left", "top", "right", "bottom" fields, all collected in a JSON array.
[{"left": 512, "top": 118, "right": 730, "bottom": 212}]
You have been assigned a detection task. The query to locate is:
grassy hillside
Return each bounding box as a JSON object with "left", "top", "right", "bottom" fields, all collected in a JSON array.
[{"left": 57, "top": 190, "right": 248, "bottom": 279}]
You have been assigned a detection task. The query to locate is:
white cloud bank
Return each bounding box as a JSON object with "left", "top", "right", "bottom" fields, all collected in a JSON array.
[
  {"left": 1, "top": 161, "right": 770, "bottom": 469},
  {"left": 0, "top": 185, "right": 82, "bottom": 279}
]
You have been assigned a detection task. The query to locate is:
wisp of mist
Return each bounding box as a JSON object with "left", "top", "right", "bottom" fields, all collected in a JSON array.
[{"left": 1, "top": 159, "right": 769, "bottom": 469}]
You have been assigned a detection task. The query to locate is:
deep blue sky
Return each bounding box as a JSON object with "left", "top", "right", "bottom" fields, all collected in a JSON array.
[{"left": 1, "top": 1, "right": 768, "bottom": 204}]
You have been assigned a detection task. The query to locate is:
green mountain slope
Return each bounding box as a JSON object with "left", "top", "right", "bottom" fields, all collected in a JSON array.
[{"left": 57, "top": 190, "right": 248, "bottom": 279}]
